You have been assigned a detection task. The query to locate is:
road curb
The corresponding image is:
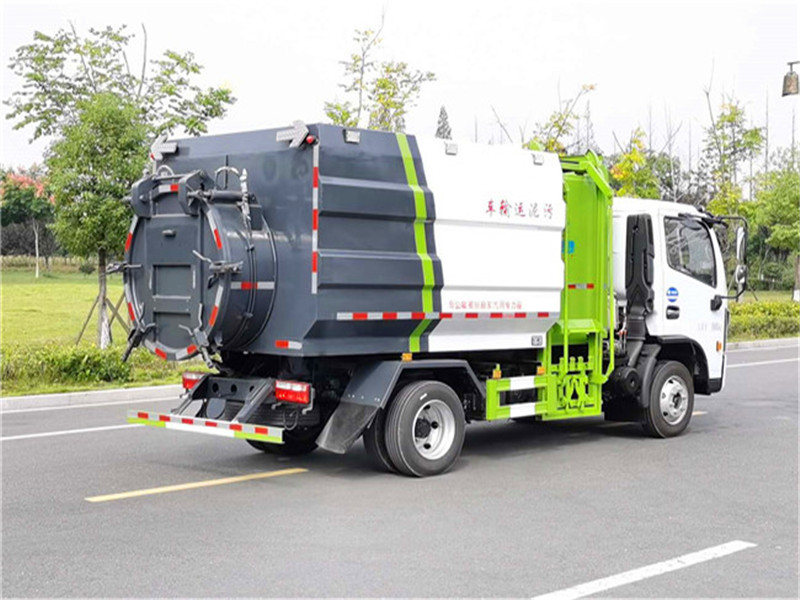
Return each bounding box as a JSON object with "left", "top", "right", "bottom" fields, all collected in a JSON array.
[
  {"left": 1, "top": 338, "right": 796, "bottom": 411},
  {"left": 728, "top": 337, "right": 798, "bottom": 350},
  {"left": 1, "top": 384, "right": 182, "bottom": 412}
]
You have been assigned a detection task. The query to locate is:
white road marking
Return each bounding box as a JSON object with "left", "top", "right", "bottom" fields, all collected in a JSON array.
[
  {"left": 531, "top": 540, "right": 757, "bottom": 600},
  {"left": 727, "top": 358, "right": 799, "bottom": 369},
  {"left": 1, "top": 396, "right": 176, "bottom": 415},
  {"left": 1, "top": 424, "right": 141, "bottom": 442}
]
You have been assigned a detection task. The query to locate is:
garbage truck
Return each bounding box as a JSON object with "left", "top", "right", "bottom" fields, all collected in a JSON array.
[{"left": 121, "top": 122, "right": 748, "bottom": 476}]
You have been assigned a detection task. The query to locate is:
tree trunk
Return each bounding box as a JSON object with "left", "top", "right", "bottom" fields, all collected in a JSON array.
[
  {"left": 97, "top": 248, "right": 112, "bottom": 349},
  {"left": 32, "top": 219, "right": 40, "bottom": 279}
]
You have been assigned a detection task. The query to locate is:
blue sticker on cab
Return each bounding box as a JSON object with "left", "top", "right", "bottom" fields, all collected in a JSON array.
[{"left": 667, "top": 287, "right": 679, "bottom": 303}]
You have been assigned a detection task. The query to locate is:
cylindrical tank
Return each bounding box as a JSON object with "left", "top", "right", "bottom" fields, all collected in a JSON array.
[{"left": 124, "top": 124, "right": 565, "bottom": 360}]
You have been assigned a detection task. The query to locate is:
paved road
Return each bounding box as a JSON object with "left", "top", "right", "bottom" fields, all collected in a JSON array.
[{"left": 2, "top": 345, "right": 797, "bottom": 597}]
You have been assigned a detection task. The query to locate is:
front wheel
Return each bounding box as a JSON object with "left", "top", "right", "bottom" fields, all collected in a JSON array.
[
  {"left": 642, "top": 360, "right": 694, "bottom": 438},
  {"left": 385, "top": 381, "right": 466, "bottom": 477}
]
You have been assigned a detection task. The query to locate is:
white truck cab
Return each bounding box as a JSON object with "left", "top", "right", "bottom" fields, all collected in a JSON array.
[{"left": 612, "top": 197, "right": 742, "bottom": 397}]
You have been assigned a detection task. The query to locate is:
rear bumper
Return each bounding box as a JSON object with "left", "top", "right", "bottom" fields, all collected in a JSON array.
[{"left": 128, "top": 410, "right": 284, "bottom": 444}]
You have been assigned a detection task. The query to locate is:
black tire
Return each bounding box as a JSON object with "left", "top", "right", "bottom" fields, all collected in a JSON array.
[
  {"left": 385, "top": 381, "right": 466, "bottom": 477},
  {"left": 363, "top": 408, "right": 397, "bottom": 473},
  {"left": 246, "top": 427, "right": 319, "bottom": 456},
  {"left": 642, "top": 360, "right": 694, "bottom": 438}
]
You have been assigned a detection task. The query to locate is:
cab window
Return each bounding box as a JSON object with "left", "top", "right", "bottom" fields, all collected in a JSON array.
[{"left": 664, "top": 217, "right": 716, "bottom": 287}]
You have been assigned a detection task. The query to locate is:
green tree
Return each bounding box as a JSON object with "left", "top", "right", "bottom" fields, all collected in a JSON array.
[
  {"left": 754, "top": 148, "right": 800, "bottom": 257},
  {"left": 6, "top": 24, "right": 234, "bottom": 140},
  {"left": 609, "top": 128, "right": 659, "bottom": 198},
  {"left": 324, "top": 20, "right": 435, "bottom": 132},
  {"left": 6, "top": 24, "right": 235, "bottom": 347},
  {"left": 702, "top": 96, "right": 763, "bottom": 213},
  {"left": 435, "top": 105, "right": 452, "bottom": 139},
  {"left": 525, "top": 84, "right": 594, "bottom": 154},
  {"left": 367, "top": 61, "right": 435, "bottom": 132},
  {"left": 0, "top": 168, "right": 53, "bottom": 277},
  {"left": 46, "top": 93, "right": 148, "bottom": 348}
]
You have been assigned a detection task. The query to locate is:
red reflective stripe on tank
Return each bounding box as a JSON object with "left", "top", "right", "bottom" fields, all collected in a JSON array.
[
  {"left": 465, "top": 313, "right": 478, "bottom": 319},
  {"left": 312, "top": 209, "right": 319, "bottom": 230},
  {"left": 537, "top": 312, "right": 549, "bottom": 318},
  {"left": 440, "top": 313, "right": 452, "bottom": 319},
  {"left": 514, "top": 312, "right": 526, "bottom": 318},
  {"left": 186, "top": 344, "right": 198, "bottom": 355},
  {"left": 568, "top": 284, "right": 577, "bottom": 289},
  {"left": 125, "top": 233, "right": 132, "bottom": 252},
  {"left": 159, "top": 414, "right": 170, "bottom": 422},
  {"left": 353, "top": 313, "right": 368, "bottom": 320},
  {"left": 170, "top": 183, "right": 179, "bottom": 192},
  {"left": 587, "top": 283, "right": 595, "bottom": 289},
  {"left": 382, "top": 312, "right": 398, "bottom": 320},
  {"left": 127, "top": 302, "right": 135, "bottom": 321},
  {"left": 213, "top": 229, "right": 222, "bottom": 249},
  {"left": 489, "top": 313, "right": 503, "bottom": 319},
  {"left": 240, "top": 281, "right": 254, "bottom": 291},
  {"left": 205, "top": 421, "right": 217, "bottom": 428},
  {"left": 312, "top": 167, "right": 319, "bottom": 188},
  {"left": 411, "top": 312, "right": 425, "bottom": 320},
  {"left": 154, "top": 348, "right": 167, "bottom": 360},
  {"left": 255, "top": 426, "right": 269, "bottom": 435},
  {"left": 181, "top": 418, "right": 194, "bottom": 425},
  {"left": 137, "top": 411, "right": 148, "bottom": 419},
  {"left": 312, "top": 251, "right": 318, "bottom": 273},
  {"left": 209, "top": 305, "right": 219, "bottom": 326},
  {"left": 229, "top": 423, "right": 242, "bottom": 431},
  {"left": 275, "top": 340, "right": 289, "bottom": 349}
]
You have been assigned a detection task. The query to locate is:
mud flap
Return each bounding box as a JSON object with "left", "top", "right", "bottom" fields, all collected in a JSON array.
[{"left": 316, "top": 403, "right": 379, "bottom": 454}]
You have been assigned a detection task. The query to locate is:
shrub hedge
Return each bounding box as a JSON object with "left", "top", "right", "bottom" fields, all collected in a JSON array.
[{"left": 729, "top": 300, "right": 799, "bottom": 340}]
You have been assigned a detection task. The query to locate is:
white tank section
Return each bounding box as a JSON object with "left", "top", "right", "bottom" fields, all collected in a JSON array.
[{"left": 416, "top": 138, "right": 565, "bottom": 352}]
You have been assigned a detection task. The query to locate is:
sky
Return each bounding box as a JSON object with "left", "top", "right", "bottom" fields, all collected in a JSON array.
[{"left": 1, "top": 0, "right": 798, "bottom": 171}]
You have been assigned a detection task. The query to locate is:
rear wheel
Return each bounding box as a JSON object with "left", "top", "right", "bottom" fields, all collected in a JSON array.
[
  {"left": 363, "top": 407, "right": 397, "bottom": 473},
  {"left": 246, "top": 426, "right": 319, "bottom": 456},
  {"left": 642, "top": 360, "right": 694, "bottom": 438},
  {"left": 385, "top": 381, "right": 466, "bottom": 477}
]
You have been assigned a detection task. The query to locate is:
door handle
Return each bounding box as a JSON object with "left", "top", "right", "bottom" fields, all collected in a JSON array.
[{"left": 666, "top": 305, "right": 680, "bottom": 320}]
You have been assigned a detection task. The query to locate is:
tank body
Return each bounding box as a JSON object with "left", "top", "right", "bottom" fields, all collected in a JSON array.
[{"left": 134, "top": 124, "right": 566, "bottom": 359}]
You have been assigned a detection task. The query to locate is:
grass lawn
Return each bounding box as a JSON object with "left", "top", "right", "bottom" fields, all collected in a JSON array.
[
  {"left": 1, "top": 270, "right": 127, "bottom": 346},
  {"left": 739, "top": 289, "right": 794, "bottom": 303},
  {"left": 1, "top": 268, "right": 190, "bottom": 396}
]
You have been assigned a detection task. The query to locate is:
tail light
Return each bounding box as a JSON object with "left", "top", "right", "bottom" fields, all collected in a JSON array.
[
  {"left": 275, "top": 380, "right": 312, "bottom": 404},
  {"left": 182, "top": 371, "right": 205, "bottom": 391}
]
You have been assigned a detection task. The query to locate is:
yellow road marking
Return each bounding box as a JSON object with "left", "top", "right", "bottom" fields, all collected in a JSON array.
[
  {"left": 85, "top": 468, "right": 307, "bottom": 503},
  {"left": 693, "top": 411, "right": 708, "bottom": 416}
]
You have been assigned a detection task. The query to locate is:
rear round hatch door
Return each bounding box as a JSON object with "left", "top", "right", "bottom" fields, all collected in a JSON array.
[{"left": 124, "top": 171, "right": 275, "bottom": 360}]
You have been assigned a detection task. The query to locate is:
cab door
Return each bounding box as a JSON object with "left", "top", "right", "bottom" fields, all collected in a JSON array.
[{"left": 658, "top": 214, "right": 728, "bottom": 383}]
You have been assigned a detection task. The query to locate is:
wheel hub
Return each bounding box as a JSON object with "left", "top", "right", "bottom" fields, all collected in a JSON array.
[
  {"left": 659, "top": 376, "right": 689, "bottom": 425},
  {"left": 412, "top": 399, "right": 456, "bottom": 461}
]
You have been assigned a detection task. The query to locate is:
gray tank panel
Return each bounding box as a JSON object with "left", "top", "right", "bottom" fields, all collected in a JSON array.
[{"left": 143, "top": 124, "right": 437, "bottom": 358}]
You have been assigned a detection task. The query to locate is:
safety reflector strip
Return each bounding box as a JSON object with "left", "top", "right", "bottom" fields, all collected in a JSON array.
[
  {"left": 567, "top": 283, "right": 595, "bottom": 290},
  {"left": 127, "top": 410, "right": 284, "bottom": 444},
  {"left": 275, "top": 340, "right": 303, "bottom": 350},
  {"left": 209, "top": 305, "right": 219, "bottom": 326},
  {"left": 127, "top": 302, "right": 136, "bottom": 322},
  {"left": 230, "top": 281, "right": 275, "bottom": 290},
  {"left": 154, "top": 348, "right": 167, "bottom": 360},
  {"left": 335, "top": 311, "right": 556, "bottom": 321},
  {"left": 124, "top": 216, "right": 138, "bottom": 255},
  {"left": 311, "top": 143, "right": 320, "bottom": 294},
  {"left": 213, "top": 229, "right": 223, "bottom": 249}
]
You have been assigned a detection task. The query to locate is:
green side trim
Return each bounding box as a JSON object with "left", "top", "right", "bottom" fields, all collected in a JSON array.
[
  {"left": 408, "top": 318, "right": 431, "bottom": 353},
  {"left": 233, "top": 431, "right": 283, "bottom": 444},
  {"left": 397, "top": 133, "right": 435, "bottom": 316},
  {"left": 128, "top": 417, "right": 166, "bottom": 428}
]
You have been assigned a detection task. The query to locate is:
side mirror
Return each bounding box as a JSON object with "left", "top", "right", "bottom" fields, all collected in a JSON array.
[{"left": 735, "top": 226, "right": 746, "bottom": 264}]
